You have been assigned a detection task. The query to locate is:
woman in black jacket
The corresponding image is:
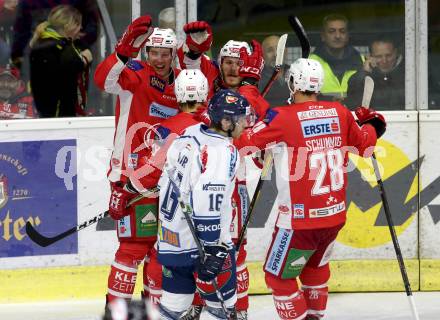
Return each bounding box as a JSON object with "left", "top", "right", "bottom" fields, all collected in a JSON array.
[{"left": 29, "top": 4, "right": 92, "bottom": 117}]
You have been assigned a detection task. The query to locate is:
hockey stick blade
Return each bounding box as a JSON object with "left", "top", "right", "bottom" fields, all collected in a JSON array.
[
  {"left": 261, "top": 34, "right": 288, "bottom": 97},
  {"left": 288, "top": 15, "right": 310, "bottom": 58},
  {"left": 362, "top": 76, "right": 374, "bottom": 108},
  {"left": 26, "top": 193, "right": 145, "bottom": 247},
  {"left": 275, "top": 34, "right": 288, "bottom": 66},
  {"left": 26, "top": 211, "right": 109, "bottom": 247}
]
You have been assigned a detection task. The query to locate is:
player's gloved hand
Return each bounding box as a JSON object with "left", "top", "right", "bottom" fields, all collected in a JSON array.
[
  {"left": 197, "top": 244, "right": 229, "bottom": 282},
  {"left": 355, "top": 106, "right": 386, "bottom": 138},
  {"left": 183, "top": 21, "right": 213, "bottom": 54},
  {"left": 108, "top": 181, "right": 138, "bottom": 220},
  {"left": 239, "top": 40, "right": 264, "bottom": 81},
  {"left": 115, "top": 15, "right": 152, "bottom": 58}
]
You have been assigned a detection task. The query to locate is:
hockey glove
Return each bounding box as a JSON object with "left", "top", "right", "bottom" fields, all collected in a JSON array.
[
  {"left": 355, "top": 106, "right": 386, "bottom": 138},
  {"left": 115, "top": 15, "right": 152, "bottom": 59},
  {"left": 183, "top": 21, "right": 213, "bottom": 54},
  {"left": 197, "top": 244, "right": 229, "bottom": 282},
  {"left": 108, "top": 181, "right": 138, "bottom": 220},
  {"left": 239, "top": 40, "right": 264, "bottom": 81}
]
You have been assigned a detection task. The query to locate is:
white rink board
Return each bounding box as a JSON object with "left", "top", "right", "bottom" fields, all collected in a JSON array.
[
  {"left": 0, "top": 111, "right": 437, "bottom": 269},
  {"left": 419, "top": 111, "right": 440, "bottom": 259}
]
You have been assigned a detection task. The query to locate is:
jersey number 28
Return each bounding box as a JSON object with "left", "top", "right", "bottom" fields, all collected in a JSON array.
[{"left": 309, "top": 149, "right": 344, "bottom": 196}]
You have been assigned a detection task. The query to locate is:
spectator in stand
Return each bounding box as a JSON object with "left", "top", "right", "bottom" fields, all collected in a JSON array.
[
  {"left": 0, "top": 65, "right": 36, "bottom": 119},
  {"left": 29, "top": 4, "right": 92, "bottom": 117},
  {"left": 309, "top": 14, "right": 364, "bottom": 102},
  {"left": 0, "top": 0, "right": 18, "bottom": 65},
  {"left": 10, "top": 0, "right": 98, "bottom": 71},
  {"left": 346, "top": 37, "right": 405, "bottom": 110},
  {"left": 259, "top": 35, "right": 289, "bottom": 106}
]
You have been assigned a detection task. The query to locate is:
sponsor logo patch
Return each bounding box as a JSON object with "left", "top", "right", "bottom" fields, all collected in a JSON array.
[
  {"left": 159, "top": 224, "right": 180, "bottom": 247},
  {"left": 136, "top": 204, "right": 158, "bottom": 237},
  {"left": 149, "top": 102, "right": 178, "bottom": 119},
  {"left": 309, "top": 201, "right": 345, "bottom": 218},
  {"left": 202, "top": 183, "right": 226, "bottom": 191},
  {"left": 150, "top": 76, "right": 166, "bottom": 92},
  {"left": 118, "top": 216, "right": 132, "bottom": 237},
  {"left": 264, "top": 228, "right": 293, "bottom": 276},
  {"left": 297, "top": 108, "right": 338, "bottom": 121},
  {"left": 301, "top": 117, "right": 340, "bottom": 138}
]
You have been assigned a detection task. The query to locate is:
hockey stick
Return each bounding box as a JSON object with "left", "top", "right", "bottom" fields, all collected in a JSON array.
[
  {"left": 361, "top": 76, "right": 420, "bottom": 320},
  {"left": 26, "top": 192, "right": 148, "bottom": 247},
  {"left": 166, "top": 172, "right": 231, "bottom": 319},
  {"left": 261, "top": 33, "right": 288, "bottom": 97},
  {"left": 235, "top": 16, "right": 311, "bottom": 252},
  {"left": 288, "top": 15, "right": 311, "bottom": 59},
  {"left": 235, "top": 152, "right": 273, "bottom": 252}
]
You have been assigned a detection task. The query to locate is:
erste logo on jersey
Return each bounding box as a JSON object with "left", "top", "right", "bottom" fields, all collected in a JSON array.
[{"left": 301, "top": 117, "right": 340, "bottom": 138}]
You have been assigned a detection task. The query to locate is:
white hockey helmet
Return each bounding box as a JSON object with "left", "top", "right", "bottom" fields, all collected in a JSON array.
[
  {"left": 217, "top": 40, "right": 251, "bottom": 64},
  {"left": 287, "top": 58, "right": 324, "bottom": 95},
  {"left": 174, "top": 69, "right": 209, "bottom": 103},
  {"left": 145, "top": 27, "right": 177, "bottom": 55}
]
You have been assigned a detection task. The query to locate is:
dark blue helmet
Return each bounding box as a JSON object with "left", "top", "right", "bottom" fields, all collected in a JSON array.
[{"left": 208, "top": 89, "right": 251, "bottom": 126}]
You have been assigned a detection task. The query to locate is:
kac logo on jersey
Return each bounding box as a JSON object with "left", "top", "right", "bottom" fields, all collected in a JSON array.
[
  {"left": 293, "top": 204, "right": 305, "bottom": 219},
  {"left": 128, "top": 153, "right": 138, "bottom": 169},
  {"left": 301, "top": 117, "right": 340, "bottom": 138}
]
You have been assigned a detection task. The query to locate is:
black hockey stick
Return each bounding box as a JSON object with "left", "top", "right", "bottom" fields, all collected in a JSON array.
[
  {"left": 26, "top": 193, "right": 146, "bottom": 247},
  {"left": 261, "top": 33, "right": 287, "bottom": 97},
  {"left": 235, "top": 153, "right": 273, "bottom": 252},
  {"left": 166, "top": 172, "right": 232, "bottom": 319},
  {"left": 236, "top": 15, "right": 312, "bottom": 252},
  {"left": 288, "top": 15, "right": 311, "bottom": 58},
  {"left": 361, "top": 76, "right": 420, "bottom": 320}
]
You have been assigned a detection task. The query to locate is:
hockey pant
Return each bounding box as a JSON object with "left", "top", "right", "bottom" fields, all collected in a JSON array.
[
  {"left": 159, "top": 250, "right": 237, "bottom": 319},
  {"left": 107, "top": 240, "right": 162, "bottom": 305},
  {"left": 263, "top": 224, "right": 344, "bottom": 319}
]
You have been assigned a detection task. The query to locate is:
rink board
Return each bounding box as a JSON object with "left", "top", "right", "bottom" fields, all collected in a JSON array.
[{"left": 1, "top": 112, "right": 440, "bottom": 302}]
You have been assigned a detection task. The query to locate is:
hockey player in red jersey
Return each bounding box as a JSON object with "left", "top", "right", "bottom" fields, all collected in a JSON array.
[
  {"left": 234, "top": 58, "right": 386, "bottom": 320},
  {"left": 0, "top": 65, "right": 36, "bottom": 119},
  {"left": 129, "top": 68, "right": 209, "bottom": 195},
  {"left": 94, "top": 15, "right": 179, "bottom": 306},
  {"left": 177, "top": 21, "right": 270, "bottom": 320}
]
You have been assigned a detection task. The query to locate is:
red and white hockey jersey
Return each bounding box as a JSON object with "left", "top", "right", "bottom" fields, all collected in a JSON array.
[
  {"left": 94, "top": 53, "right": 180, "bottom": 183},
  {"left": 235, "top": 100, "right": 378, "bottom": 230},
  {"left": 130, "top": 111, "right": 204, "bottom": 193}
]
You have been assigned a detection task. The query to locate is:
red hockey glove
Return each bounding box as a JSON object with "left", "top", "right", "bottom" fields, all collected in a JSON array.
[
  {"left": 183, "top": 21, "right": 213, "bottom": 54},
  {"left": 239, "top": 40, "right": 264, "bottom": 81},
  {"left": 115, "top": 15, "right": 152, "bottom": 58},
  {"left": 108, "top": 181, "right": 138, "bottom": 220},
  {"left": 355, "top": 106, "right": 386, "bottom": 138}
]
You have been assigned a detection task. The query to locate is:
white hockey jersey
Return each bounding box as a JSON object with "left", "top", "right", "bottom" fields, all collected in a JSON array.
[{"left": 157, "top": 123, "right": 239, "bottom": 267}]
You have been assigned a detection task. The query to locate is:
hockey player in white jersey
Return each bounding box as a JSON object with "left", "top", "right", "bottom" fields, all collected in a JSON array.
[{"left": 157, "top": 89, "right": 252, "bottom": 320}]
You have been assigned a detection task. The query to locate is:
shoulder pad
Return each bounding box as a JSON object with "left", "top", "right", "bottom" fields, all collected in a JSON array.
[
  {"left": 126, "top": 59, "right": 144, "bottom": 71},
  {"left": 263, "top": 109, "right": 278, "bottom": 124},
  {"left": 155, "top": 126, "right": 171, "bottom": 142}
]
